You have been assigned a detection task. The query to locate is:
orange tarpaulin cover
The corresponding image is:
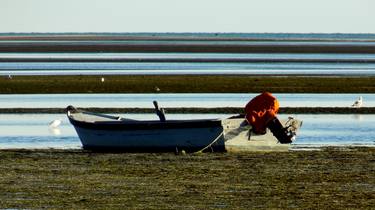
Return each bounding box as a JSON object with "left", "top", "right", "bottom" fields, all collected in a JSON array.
[{"left": 245, "top": 92, "right": 279, "bottom": 134}]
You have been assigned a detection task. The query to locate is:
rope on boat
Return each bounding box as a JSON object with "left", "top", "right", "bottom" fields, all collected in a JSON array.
[{"left": 194, "top": 131, "right": 224, "bottom": 154}]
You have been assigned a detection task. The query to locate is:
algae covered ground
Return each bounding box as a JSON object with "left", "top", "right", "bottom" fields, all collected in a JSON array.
[
  {"left": 2, "top": 75, "right": 375, "bottom": 94},
  {"left": 0, "top": 148, "right": 374, "bottom": 209}
]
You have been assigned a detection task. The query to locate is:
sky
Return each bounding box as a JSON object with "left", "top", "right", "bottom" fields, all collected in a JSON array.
[{"left": 0, "top": 0, "right": 374, "bottom": 33}]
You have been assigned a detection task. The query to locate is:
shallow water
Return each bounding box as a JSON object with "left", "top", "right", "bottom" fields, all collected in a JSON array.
[
  {"left": 1, "top": 51, "right": 375, "bottom": 75},
  {"left": 2, "top": 62, "right": 375, "bottom": 76},
  {"left": 2, "top": 52, "right": 375, "bottom": 61},
  {"left": 2, "top": 33, "right": 375, "bottom": 76},
  {"left": 0, "top": 113, "right": 374, "bottom": 149},
  {"left": 1, "top": 93, "right": 374, "bottom": 108}
]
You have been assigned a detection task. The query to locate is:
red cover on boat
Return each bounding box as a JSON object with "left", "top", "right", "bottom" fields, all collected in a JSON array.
[{"left": 245, "top": 92, "right": 279, "bottom": 134}]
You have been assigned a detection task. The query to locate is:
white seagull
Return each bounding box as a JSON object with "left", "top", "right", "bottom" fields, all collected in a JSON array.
[
  {"left": 49, "top": 119, "right": 62, "bottom": 128},
  {"left": 351, "top": 96, "right": 363, "bottom": 108}
]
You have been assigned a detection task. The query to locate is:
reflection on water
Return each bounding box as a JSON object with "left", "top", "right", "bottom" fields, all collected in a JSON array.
[
  {"left": 1, "top": 52, "right": 375, "bottom": 76},
  {"left": 0, "top": 114, "right": 79, "bottom": 149},
  {"left": 1, "top": 93, "right": 375, "bottom": 108},
  {"left": 351, "top": 114, "right": 363, "bottom": 121},
  {"left": 48, "top": 127, "right": 61, "bottom": 136},
  {"left": 2, "top": 62, "right": 375, "bottom": 76},
  {"left": 292, "top": 114, "right": 375, "bottom": 147},
  {"left": 0, "top": 113, "right": 374, "bottom": 149}
]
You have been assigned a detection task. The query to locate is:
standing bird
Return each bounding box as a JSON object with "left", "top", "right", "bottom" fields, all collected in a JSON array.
[
  {"left": 101, "top": 77, "right": 105, "bottom": 82},
  {"left": 351, "top": 96, "right": 363, "bottom": 108}
]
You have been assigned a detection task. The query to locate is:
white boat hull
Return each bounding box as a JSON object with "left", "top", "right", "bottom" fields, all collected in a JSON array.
[{"left": 223, "top": 118, "right": 301, "bottom": 152}]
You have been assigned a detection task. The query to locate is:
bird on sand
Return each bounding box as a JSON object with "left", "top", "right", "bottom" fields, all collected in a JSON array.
[
  {"left": 49, "top": 119, "right": 62, "bottom": 128},
  {"left": 351, "top": 96, "right": 363, "bottom": 108}
]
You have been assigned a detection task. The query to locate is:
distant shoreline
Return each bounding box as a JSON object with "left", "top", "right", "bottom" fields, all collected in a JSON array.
[
  {"left": 1, "top": 33, "right": 375, "bottom": 53},
  {"left": 2, "top": 41, "right": 375, "bottom": 53},
  {"left": 2, "top": 32, "right": 375, "bottom": 41}
]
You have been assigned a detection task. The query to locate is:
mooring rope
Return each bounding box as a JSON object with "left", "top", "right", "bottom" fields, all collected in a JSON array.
[{"left": 194, "top": 131, "right": 224, "bottom": 154}]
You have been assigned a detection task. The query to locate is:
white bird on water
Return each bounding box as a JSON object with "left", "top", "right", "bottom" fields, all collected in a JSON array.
[
  {"left": 49, "top": 119, "right": 62, "bottom": 128},
  {"left": 351, "top": 96, "right": 363, "bottom": 108}
]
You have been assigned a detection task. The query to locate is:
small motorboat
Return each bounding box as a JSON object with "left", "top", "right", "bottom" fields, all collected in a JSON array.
[
  {"left": 67, "top": 104, "right": 226, "bottom": 152},
  {"left": 67, "top": 94, "right": 302, "bottom": 152}
]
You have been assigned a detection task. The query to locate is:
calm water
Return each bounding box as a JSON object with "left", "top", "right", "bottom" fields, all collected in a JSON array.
[
  {"left": 2, "top": 33, "right": 375, "bottom": 75},
  {"left": 1, "top": 34, "right": 375, "bottom": 149},
  {"left": 0, "top": 113, "right": 374, "bottom": 149},
  {"left": 1, "top": 52, "right": 375, "bottom": 76},
  {"left": 2, "top": 61, "right": 375, "bottom": 76},
  {"left": 1, "top": 93, "right": 374, "bottom": 108},
  {"left": 1, "top": 94, "right": 374, "bottom": 149}
]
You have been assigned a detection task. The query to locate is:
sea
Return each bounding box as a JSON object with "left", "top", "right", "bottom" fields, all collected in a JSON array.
[
  {"left": 0, "top": 33, "right": 375, "bottom": 149},
  {"left": 1, "top": 33, "right": 375, "bottom": 76}
]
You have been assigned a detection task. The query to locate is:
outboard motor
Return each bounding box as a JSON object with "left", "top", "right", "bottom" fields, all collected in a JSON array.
[
  {"left": 245, "top": 92, "right": 294, "bottom": 144},
  {"left": 266, "top": 117, "right": 294, "bottom": 144}
]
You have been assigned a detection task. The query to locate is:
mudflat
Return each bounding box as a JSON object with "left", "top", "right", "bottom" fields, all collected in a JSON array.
[
  {"left": 0, "top": 148, "right": 374, "bottom": 209},
  {"left": 2, "top": 75, "right": 375, "bottom": 94}
]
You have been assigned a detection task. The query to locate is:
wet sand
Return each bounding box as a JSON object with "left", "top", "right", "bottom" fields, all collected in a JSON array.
[
  {"left": 2, "top": 75, "right": 375, "bottom": 94},
  {"left": 2, "top": 75, "right": 375, "bottom": 114},
  {"left": 0, "top": 148, "right": 373, "bottom": 209}
]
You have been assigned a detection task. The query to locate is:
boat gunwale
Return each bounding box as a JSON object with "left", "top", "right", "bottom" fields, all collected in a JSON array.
[{"left": 67, "top": 112, "right": 223, "bottom": 131}]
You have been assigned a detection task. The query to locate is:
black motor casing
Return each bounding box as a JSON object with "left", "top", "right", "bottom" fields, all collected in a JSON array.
[{"left": 267, "top": 117, "right": 294, "bottom": 144}]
